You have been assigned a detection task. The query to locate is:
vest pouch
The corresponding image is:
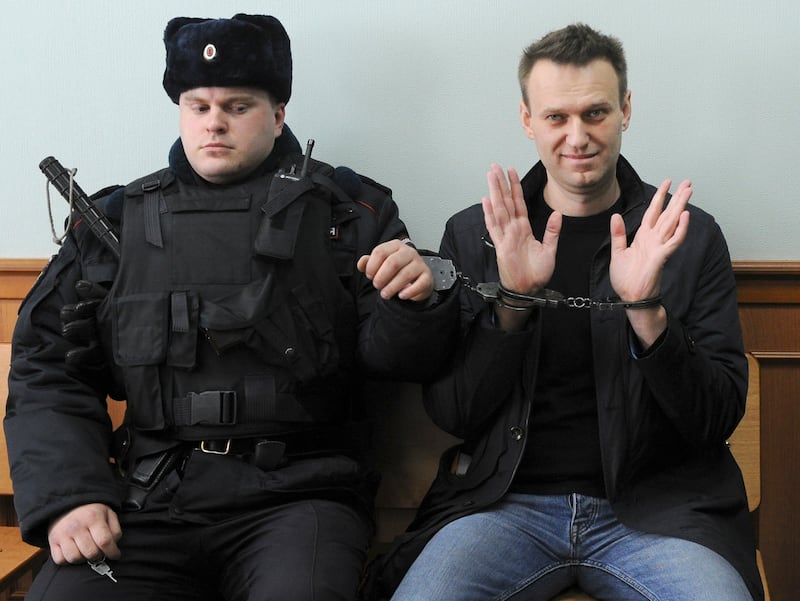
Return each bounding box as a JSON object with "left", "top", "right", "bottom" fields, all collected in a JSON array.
[
  {"left": 289, "top": 282, "right": 339, "bottom": 374},
  {"left": 113, "top": 292, "right": 169, "bottom": 366},
  {"left": 255, "top": 191, "right": 310, "bottom": 260},
  {"left": 169, "top": 194, "right": 252, "bottom": 285},
  {"left": 166, "top": 290, "right": 199, "bottom": 370},
  {"left": 113, "top": 292, "right": 172, "bottom": 431},
  {"left": 330, "top": 203, "right": 360, "bottom": 281},
  {"left": 250, "top": 282, "right": 340, "bottom": 383}
]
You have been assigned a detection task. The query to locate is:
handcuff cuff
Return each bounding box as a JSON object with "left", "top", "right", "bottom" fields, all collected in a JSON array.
[{"left": 421, "top": 256, "right": 661, "bottom": 311}]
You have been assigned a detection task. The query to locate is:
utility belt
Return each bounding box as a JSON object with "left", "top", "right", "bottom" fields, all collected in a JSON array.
[
  {"left": 194, "top": 427, "right": 354, "bottom": 463},
  {"left": 121, "top": 426, "right": 355, "bottom": 511}
]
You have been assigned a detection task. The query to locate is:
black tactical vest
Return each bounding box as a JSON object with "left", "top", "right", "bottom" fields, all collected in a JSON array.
[{"left": 97, "top": 159, "right": 359, "bottom": 441}]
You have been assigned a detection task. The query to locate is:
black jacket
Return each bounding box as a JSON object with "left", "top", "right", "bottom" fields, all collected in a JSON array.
[
  {"left": 5, "top": 128, "right": 459, "bottom": 547},
  {"left": 367, "top": 157, "right": 762, "bottom": 601}
]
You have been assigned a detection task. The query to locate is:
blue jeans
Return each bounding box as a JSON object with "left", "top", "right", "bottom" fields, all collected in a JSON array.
[{"left": 391, "top": 493, "right": 752, "bottom": 601}]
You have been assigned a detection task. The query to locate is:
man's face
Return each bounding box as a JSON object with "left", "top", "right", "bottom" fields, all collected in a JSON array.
[
  {"left": 179, "top": 87, "right": 286, "bottom": 184},
  {"left": 520, "top": 59, "right": 631, "bottom": 211}
]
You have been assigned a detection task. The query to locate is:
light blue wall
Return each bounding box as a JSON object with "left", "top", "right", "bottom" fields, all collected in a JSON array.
[{"left": 2, "top": 0, "right": 798, "bottom": 259}]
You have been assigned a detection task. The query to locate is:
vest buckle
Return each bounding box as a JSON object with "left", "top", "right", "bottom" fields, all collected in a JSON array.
[
  {"left": 187, "top": 390, "right": 237, "bottom": 425},
  {"left": 199, "top": 439, "right": 232, "bottom": 455}
]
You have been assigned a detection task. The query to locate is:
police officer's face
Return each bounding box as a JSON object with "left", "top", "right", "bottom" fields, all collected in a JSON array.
[{"left": 179, "top": 87, "right": 286, "bottom": 184}]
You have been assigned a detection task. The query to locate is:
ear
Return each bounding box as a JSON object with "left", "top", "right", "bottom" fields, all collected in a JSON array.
[
  {"left": 621, "top": 89, "right": 632, "bottom": 131},
  {"left": 519, "top": 99, "right": 535, "bottom": 140},
  {"left": 274, "top": 103, "right": 286, "bottom": 136}
]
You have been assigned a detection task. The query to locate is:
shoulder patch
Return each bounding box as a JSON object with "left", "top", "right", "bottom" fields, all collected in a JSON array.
[
  {"left": 330, "top": 166, "right": 393, "bottom": 203},
  {"left": 355, "top": 172, "right": 392, "bottom": 197}
]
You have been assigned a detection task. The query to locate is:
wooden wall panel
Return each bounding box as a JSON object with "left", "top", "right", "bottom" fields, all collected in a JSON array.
[
  {"left": 734, "top": 261, "right": 800, "bottom": 601},
  {"left": 0, "top": 259, "right": 125, "bottom": 427},
  {"left": 0, "top": 260, "right": 44, "bottom": 344}
]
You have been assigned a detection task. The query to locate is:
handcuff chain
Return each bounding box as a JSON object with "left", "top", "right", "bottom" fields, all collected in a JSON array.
[
  {"left": 460, "top": 270, "right": 660, "bottom": 311},
  {"left": 421, "top": 256, "right": 660, "bottom": 310}
]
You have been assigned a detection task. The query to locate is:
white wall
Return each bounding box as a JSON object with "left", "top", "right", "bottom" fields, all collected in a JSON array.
[{"left": 2, "top": 0, "right": 798, "bottom": 259}]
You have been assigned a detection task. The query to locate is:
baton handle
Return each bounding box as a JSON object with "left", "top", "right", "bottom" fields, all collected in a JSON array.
[{"left": 39, "top": 156, "right": 121, "bottom": 258}]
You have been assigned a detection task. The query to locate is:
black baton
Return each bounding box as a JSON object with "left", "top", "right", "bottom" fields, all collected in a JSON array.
[{"left": 39, "top": 156, "right": 121, "bottom": 258}]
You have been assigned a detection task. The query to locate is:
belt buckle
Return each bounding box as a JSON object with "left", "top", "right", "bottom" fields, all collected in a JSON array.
[{"left": 199, "top": 439, "right": 232, "bottom": 455}]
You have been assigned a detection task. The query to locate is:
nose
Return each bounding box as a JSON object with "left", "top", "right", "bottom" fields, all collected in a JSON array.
[
  {"left": 565, "top": 119, "right": 590, "bottom": 149},
  {"left": 206, "top": 106, "right": 228, "bottom": 133}
]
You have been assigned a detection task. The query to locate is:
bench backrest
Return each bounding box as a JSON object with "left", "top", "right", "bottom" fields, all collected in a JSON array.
[
  {"left": 1, "top": 343, "right": 14, "bottom": 497},
  {"left": 1, "top": 342, "right": 762, "bottom": 540}
]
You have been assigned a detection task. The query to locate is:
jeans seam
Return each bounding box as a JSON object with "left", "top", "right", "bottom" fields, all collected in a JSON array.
[
  {"left": 577, "top": 559, "right": 660, "bottom": 601},
  {"left": 498, "top": 562, "right": 573, "bottom": 601},
  {"left": 568, "top": 493, "right": 578, "bottom": 556},
  {"left": 569, "top": 494, "right": 600, "bottom": 560}
]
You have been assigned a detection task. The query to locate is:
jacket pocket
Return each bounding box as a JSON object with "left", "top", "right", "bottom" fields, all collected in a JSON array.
[
  {"left": 289, "top": 282, "right": 340, "bottom": 375},
  {"left": 249, "top": 283, "right": 343, "bottom": 382}
]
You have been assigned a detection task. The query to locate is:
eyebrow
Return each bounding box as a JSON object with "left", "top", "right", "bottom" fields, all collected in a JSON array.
[
  {"left": 538, "top": 100, "right": 613, "bottom": 115},
  {"left": 182, "top": 93, "right": 259, "bottom": 104}
]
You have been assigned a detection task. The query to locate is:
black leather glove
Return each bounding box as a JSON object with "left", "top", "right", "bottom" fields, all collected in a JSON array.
[
  {"left": 61, "top": 280, "right": 126, "bottom": 401},
  {"left": 61, "top": 279, "right": 110, "bottom": 376}
]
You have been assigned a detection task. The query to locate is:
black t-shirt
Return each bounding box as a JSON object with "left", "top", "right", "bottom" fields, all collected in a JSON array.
[{"left": 511, "top": 192, "right": 622, "bottom": 498}]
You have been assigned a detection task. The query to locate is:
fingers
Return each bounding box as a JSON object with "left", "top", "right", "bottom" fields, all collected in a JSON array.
[
  {"left": 48, "top": 504, "right": 122, "bottom": 565},
  {"left": 61, "top": 316, "right": 98, "bottom": 344},
  {"left": 669, "top": 209, "right": 691, "bottom": 251},
  {"left": 609, "top": 212, "right": 628, "bottom": 256},
  {"left": 541, "top": 210, "right": 562, "bottom": 252},
  {"left": 487, "top": 164, "right": 514, "bottom": 213},
  {"left": 75, "top": 280, "right": 110, "bottom": 300},
  {"left": 484, "top": 164, "right": 525, "bottom": 233},
  {"left": 656, "top": 180, "right": 691, "bottom": 247},
  {"left": 60, "top": 299, "right": 101, "bottom": 326},
  {"left": 95, "top": 509, "right": 122, "bottom": 560},
  {"left": 357, "top": 241, "right": 434, "bottom": 301},
  {"left": 64, "top": 344, "right": 105, "bottom": 371},
  {"left": 609, "top": 177, "right": 692, "bottom": 304},
  {"left": 645, "top": 179, "right": 692, "bottom": 226},
  {"left": 642, "top": 179, "right": 672, "bottom": 228}
]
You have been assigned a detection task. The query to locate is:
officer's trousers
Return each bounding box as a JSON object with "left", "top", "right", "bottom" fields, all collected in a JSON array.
[{"left": 26, "top": 452, "right": 372, "bottom": 601}]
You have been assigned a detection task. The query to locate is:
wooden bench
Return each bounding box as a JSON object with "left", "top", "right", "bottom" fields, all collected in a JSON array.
[
  {"left": 0, "top": 271, "right": 771, "bottom": 600},
  {"left": 1, "top": 347, "right": 773, "bottom": 601}
]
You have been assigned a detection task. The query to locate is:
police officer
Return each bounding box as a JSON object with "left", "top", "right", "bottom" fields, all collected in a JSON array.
[{"left": 5, "top": 14, "right": 457, "bottom": 601}]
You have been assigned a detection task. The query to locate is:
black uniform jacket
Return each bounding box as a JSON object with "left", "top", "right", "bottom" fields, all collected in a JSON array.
[
  {"left": 367, "top": 156, "right": 762, "bottom": 601},
  {"left": 5, "top": 127, "right": 459, "bottom": 548}
]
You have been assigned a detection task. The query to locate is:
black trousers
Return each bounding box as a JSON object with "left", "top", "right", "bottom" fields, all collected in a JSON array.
[{"left": 27, "top": 453, "right": 372, "bottom": 601}]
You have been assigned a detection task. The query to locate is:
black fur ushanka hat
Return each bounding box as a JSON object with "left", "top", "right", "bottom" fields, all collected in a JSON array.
[{"left": 162, "top": 14, "right": 292, "bottom": 104}]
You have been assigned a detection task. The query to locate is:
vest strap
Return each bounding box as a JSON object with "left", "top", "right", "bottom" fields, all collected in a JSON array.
[
  {"left": 142, "top": 178, "right": 164, "bottom": 248},
  {"left": 171, "top": 379, "right": 346, "bottom": 435}
]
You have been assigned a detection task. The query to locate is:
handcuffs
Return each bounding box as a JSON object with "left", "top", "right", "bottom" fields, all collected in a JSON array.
[{"left": 422, "top": 256, "right": 661, "bottom": 311}]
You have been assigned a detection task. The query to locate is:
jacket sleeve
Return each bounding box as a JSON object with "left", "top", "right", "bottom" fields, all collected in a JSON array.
[
  {"left": 350, "top": 187, "right": 460, "bottom": 382},
  {"left": 420, "top": 209, "right": 540, "bottom": 439},
  {"left": 4, "top": 237, "right": 122, "bottom": 547},
  {"left": 628, "top": 214, "right": 748, "bottom": 447}
]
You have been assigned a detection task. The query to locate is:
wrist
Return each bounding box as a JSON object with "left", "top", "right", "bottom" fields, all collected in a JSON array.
[
  {"left": 492, "top": 298, "right": 534, "bottom": 332},
  {"left": 496, "top": 283, "right": 542, "bottom": 310},
  {"left": 627, "top": 304, "right": 667, "bottom": 349}
]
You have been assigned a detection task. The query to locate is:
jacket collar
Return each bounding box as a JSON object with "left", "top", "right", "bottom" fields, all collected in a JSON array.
[
  {"left": 167, "top": 123, "right": 303, "bottom": 186},
  {"left": 520, "top": 154, "right": 648, "bottom": 217}
]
